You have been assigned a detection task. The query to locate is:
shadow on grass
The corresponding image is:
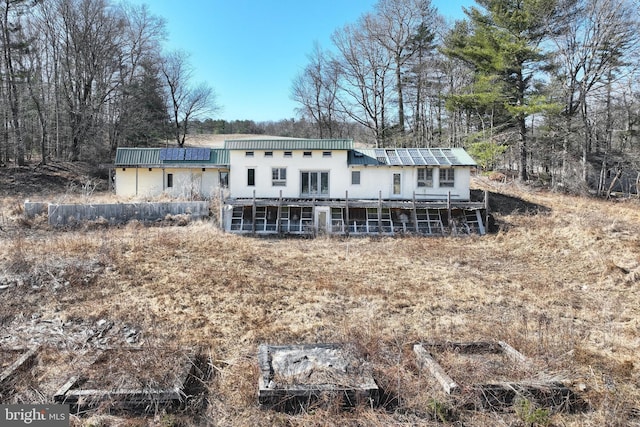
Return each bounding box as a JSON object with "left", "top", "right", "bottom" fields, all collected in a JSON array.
[{"left": 471, "top": 190, "right": 551, "bottom": 216}]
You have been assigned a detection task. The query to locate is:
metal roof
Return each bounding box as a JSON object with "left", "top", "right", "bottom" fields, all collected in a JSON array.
[
  {"left": 348, "top": 147, "right": 477, "bottom": 167},
  {"left": 224, "top": 139, "right": 353, "bottom": 151},
  {"left": 114, "top": 145, "right": 474, "bottom": 168},
  {"left": 115, "top": 148, "right": 229, "bottom": 166}
]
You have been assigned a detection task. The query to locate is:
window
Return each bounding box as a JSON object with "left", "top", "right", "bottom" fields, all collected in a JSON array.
[
  {"left": 322, "top": 151, "right": 332, "bottom": 157},
  {"left": 247, "top": 168, "right": 255, "bottom": 186},
  {"left": 245, "top": 151, "right": 254, "bottom": 157},
  {"left": 439, "top": 168, "right": 455, "bottom": 187},
  {"left": 219, "top": 172, "right": 229, "bottom": 188},
  {"left": 284, "top": 151, "right": 292, "bottom": 157},
  {"left": 303, "top": 151, "right": 312, "bottom": 157},
  {"left": 265, "top": 151, "right": 273, "bottom": 157},
  {"left": 351, "top": 170, "right": 361, "bottom": 185},
  {"left": 272, "top": 167, "right": 286, "bottom": 186},
  {"left": 393, "top": 173, "right": 401, "bottom": 195},
  {"left": 301, "top": 171, "right": 329, "bottom": 196},
  {"left": 417, "top": 168, "right": 433, "bottom": 187},
  {"left": 167, "top": 173, "right": 173, "bottom": 188}
]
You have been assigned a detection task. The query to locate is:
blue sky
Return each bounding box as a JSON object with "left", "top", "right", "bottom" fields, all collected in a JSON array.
[{"left": 134, "top": 0, "right": 472, "bottom": 122}]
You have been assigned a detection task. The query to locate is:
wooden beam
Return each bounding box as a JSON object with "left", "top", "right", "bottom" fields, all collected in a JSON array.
[
  {"left": 53, "top": 350, "right": 203, "bottom": 412},
  {"left": 447, "top": 191, "right": 452, "bottom": 235},
  {"left": 475, "top": 381, "right": 583, "bottom": 411},
  {"left": 378, "top": 191, "right": 382, "bottom": 234},
  {"left": 484, "top": 189, "right": 489, "bottom": 232},
  {"left": 498, "top": 341, "right": 527, "bottom": 364},
  {"left": 276, "top": 190, "right": 282, "bottom": 234},
  {"left": 413, "top": 344, "right": 459, "bottom": 394},
  {"left": 0, "top": 346, "right": 39, "bottom": 387},
  {"left": 421, "top": 341, "right": 501, "bottom": 354},
  {"left": 252, "top": 190, "right": 256, "bottom": 234},
  {"left": 219, "top": 187, "right": 224, "bottom": 232},
  {"left": 345, "top": 191, "right": 349, "bottom": 237},
  {"left": 412, "top": 192, "right": 418, "bottom": 234},
  {"left": 54, "top": 376, "right": 81, "bottom": 403}
]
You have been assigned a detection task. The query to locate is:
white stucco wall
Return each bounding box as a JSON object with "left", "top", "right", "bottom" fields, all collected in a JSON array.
[
  {"left": 347, "top": 166, "right": 471, "bottom": 200},
  {"left": 228, "top": 149, "right": 472, "bottom": 201},
  {"left": 115, "top": 168, "right": 164, "bottom": 198},
  {"left": 115, "top": 167, "right": 225, "bottom": 199},
  {"left": 228, "top": 149, "right": 351, "bottom": 198},
  {"left": 115, "top": 168, "right": 137, "bottom": 197}
]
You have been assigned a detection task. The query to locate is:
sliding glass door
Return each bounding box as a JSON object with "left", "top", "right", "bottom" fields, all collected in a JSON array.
[{"left": 301, "top": 171, "right": 329, "bottom": 197}]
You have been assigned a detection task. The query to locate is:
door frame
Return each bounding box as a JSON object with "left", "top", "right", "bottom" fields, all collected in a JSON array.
[{"left": 314, "top": 206, "right": 331, "bottom": 234}]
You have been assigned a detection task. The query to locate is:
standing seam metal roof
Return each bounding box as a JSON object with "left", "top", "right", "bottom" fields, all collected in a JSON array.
[
  {"left": 224, "top": 139, "right": 353, "bottom": 151},
  {"left": 115, "top": 148, "right": 229, "bottom": 166},
  {"left": 115, "top": 145, "right": 475, "bottom": 167}
]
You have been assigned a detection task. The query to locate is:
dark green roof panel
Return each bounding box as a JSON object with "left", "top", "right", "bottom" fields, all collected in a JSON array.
[
  {"left": 115, "top": 148, "right": 229, "bottom": 166},
  {"left": 115, "top": 148, "right": 161, "bottom": 165}
]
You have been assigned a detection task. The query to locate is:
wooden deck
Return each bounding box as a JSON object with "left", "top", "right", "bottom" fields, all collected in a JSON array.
[{"left": 224, "top": 193, "right": 488, "bottom": 236}]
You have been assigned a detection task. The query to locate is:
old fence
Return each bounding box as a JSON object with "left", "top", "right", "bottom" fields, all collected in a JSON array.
[{"left": 25, "top": 201, "right": 211, "bottom": 226}]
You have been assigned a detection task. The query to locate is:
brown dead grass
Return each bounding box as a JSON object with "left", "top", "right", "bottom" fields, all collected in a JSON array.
[{"left": 1, "top": 178, "right": 640, "bottom": 425}]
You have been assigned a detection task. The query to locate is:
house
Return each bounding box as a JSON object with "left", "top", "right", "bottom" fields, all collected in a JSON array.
[
  {"left": 114, "top": 147, "right": 229, "bottom": 198},
  {"left": 114, "top": 139, "right": 486, "bottom": 235},
  {"left": 346, "top": 147, "right": 475, "bottom": 201}
]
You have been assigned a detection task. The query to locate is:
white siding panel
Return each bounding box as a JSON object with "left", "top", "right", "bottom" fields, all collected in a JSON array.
[
  {"left": 137, "top": 169, "right": 164, "bottom": 197},
  {"left": 115, "top": 168, "right": 138, "bottom": 197},
  {"left": 346, "top": 166, "right": 471, "bottom": 200},
  {"left": 229, "top": 150, "right": 350, "bottom": 198},
  {"left": 116, "top": 167, "right": 225, "bottom": 199},
  {"left": 201, "top": 170, "right": 221, "bottom": 198}
]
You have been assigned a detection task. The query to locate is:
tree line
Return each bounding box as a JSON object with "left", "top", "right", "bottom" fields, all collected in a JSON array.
[
  {"left": 0, "top": 0, "right": 217, "bottom": 167},
  {"left": 292, "top": 0, "right": 640, "bottom": 191},
  {"left": 2, "top": 0, "right": 639, "bottom": 193}
]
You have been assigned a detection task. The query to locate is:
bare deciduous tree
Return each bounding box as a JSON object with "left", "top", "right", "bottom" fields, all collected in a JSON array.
[
  {"left": 54, "top": 0, "right": 127, "bottom": 160},
  {"left": 161, "top": 50, "right": 218, "bottom": 147},
  {"left": 548, "top": 0, "right": 640, "bottom": 185},
  {"left": 332, "top": 16, "right": 394, "bottom": 146},
  {"left": 369, "top": 0, "right": 437, "bottom": 137},
  {"left": 106, "top": 3, "right": 167, "bottom": 154},
  {"left": 0, "top": 0, "right": 31, "bottom": 166},
  {"left": 291, "top": 42, "right": 341, "bottom": 138}
]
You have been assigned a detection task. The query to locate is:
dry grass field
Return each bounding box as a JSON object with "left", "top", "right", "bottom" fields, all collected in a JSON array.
[{"left": 1, "top": 164, "right": 639, "bottom": 426}]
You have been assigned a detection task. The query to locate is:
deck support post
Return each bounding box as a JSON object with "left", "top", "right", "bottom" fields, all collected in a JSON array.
[
  {"left": 219, "top": 187, "right": 224, "bottom": 232},
  {"left": 412, "top": 192, "right": 418, "bottom": 234},
  {"left": 252, "top": 190, "right": 256, "bottom": 235},
  {"left": 378, "top": 191, "right": 382, "bottom": 234},
  {"left": 276, "top": 190, "right": 282, "bottom": 234},
  {"left": 447, "top": 191, "right": 452, "bottom": 235},
  {"left": 484, "top": 189, "right": 489, "bottom": 233},
  {"left": 345, "top": 191, "right": 350, "bottom": 237},
  {"left": 312, "top": 197, "right": 316, "bottom": 235}
]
